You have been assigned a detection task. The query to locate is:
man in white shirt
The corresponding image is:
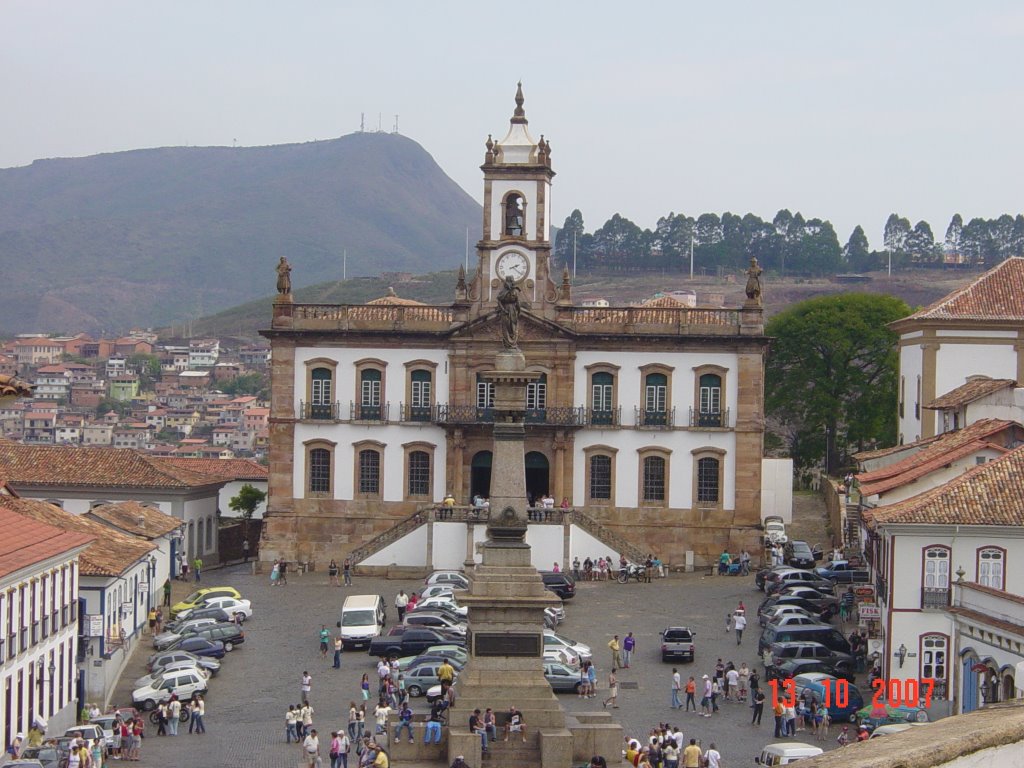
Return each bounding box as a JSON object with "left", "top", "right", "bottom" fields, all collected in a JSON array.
[
  {"left": 301, "top": 671, "right": 312, "bottom": 703},
  {"left": 168, "top": 697, "right": 182, "bottom": 736},
  {"left": 725, "top": 667, "right": 740, "bottom": 700},
  {"left": 734, "top": 611, "right": 747, "bottom": 645},
  {"left": 395, "top": 591, "right": 409, "bottom": 621},
  {"left": 704, "top": 743, "right": 721, "bottom": 768},
  {"left": 671, "top": 669, "right": 682, "bottom": 709},
  {"left": 303, "top": 729, "right": 320, "bottom": 767},
  {"left": 374, "top": 703, "right": 392, "bottom": 734}
]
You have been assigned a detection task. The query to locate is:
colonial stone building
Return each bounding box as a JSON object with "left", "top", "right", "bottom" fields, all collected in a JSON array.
[{"left": 261, "top": 86, "right": 769, "bottom": 568}]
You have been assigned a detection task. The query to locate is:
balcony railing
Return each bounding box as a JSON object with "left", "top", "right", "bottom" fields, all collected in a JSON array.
[
  {"left": 435, "top": 404, "right": 495, "bottom": 424},
  {"left": 350, "top": 402, "right": 390, "bottom": 422},
  {"left": 635, "top": 406, "right": 675, "bottom": 428},
  {"left": 400, "top": 403, "right": 435, "bottom": 423},
  {"left": 300, "top": 401, "right": 341, "bottom": 420},
  {"left": 921, "top": 586, "right": 950, "bottom": 609},
  {"left": 689, "top": 407, "right": 731, "bottom": 429},
  {"left": 432, "top": 405, "right": 585, "bottom": 426},
  {"left": 586, "top": 407, "right": 621, "bottom": 427}
]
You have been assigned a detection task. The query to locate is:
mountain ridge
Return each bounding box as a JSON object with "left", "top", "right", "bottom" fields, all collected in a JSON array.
[{"left": 0, "top": 132, "right": 481, "bottom": 335}]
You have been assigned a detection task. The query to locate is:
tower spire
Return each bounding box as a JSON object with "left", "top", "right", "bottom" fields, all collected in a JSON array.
[{"left": 511, "top": 81, "right": 527, "bottom": 124}]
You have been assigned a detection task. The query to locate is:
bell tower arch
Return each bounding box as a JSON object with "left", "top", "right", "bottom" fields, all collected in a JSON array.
[{"left": 475, "top": 83, "right": 558, "bottom": 317}]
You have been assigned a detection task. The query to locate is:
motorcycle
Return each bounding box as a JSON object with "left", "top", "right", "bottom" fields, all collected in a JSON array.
[{"left": 617, "top": 564, "right": 645, "bottom": 583}]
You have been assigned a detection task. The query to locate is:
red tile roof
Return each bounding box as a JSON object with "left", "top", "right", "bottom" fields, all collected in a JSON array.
[
  {"left": 863, "top": 442, "right": 1024, "bottom": 529},
  {"left": 0, "top": 495, "right": 153, "bottom": 576},
  {"left": 925, "top": 376, "right": 1016, "bottom": 410},
  {"left": 902, "top": 257, "right": 1024, "bottom": 322},
  {"left": 857, "top": 418, "right": 1018, "bottom": 495},
  {"left": 0, "top": 502, "right": 94, "bottom": 579},
  {"left": 157, "top": 457, "right": 267, "bottom": 481},
  {"left": 853, "top": 439, "right": 940, "bottom": 462},
  {"left": 0, "top": 444, "right": 224, "bottom": 490},
  {"left": 85, "top": 501, "right": 182, "bottom": 539}
]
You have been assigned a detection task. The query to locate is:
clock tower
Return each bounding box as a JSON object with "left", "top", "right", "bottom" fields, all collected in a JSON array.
[{"left": 474, "top": 83, "right": 558, "bottom": 317}]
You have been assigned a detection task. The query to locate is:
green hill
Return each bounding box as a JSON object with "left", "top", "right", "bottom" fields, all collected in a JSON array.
[{"left": 0, "top": 132, "right": 481, "bottom": 335}]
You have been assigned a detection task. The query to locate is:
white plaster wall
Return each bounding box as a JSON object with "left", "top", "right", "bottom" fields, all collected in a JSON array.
[
  {"left": 940, "top": 329, "right": 1018, "bottom": 338},
  {"left": 568, "top": 525, "right": 621, "bottom": 564},
  {"left": 293, "top": 422, "right": 447, "bottom": 503},
  {"left": 761, "top": 458, "right": 794, "bottom": 523},
  {"left": 431, "top": 522, "right": 475, "bottom": 569},
  {"left": 183, "top": 495, "right": 220, "bottom": 558},
  {"left": 524, "top": 526, "right": 565, "bottom": 569},
  {"left": 363, "top": 525, "right": 429, "bottom": 567},
  {"left": 935, "top": 344, "right": 1016, "bottom": 405},
  {"left": 941, "top": 744, "right": 1024, "bottom": 768},
  {"left": 899, "top": 340, "right": 923, "bottom": 442},
  {"left": 878, "top": 448, "right": 1004, "bottom": 505},
  {"left": 573, "top": 429, "right": 735, "bottom": 510}
]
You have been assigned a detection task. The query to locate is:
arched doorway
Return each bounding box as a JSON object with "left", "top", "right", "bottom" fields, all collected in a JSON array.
[
  {"left": 471, "top": 451, "right": 492, "bottom": 500},
  {"left": 525, "top": 451, "right": 550, "bottom": 503}
]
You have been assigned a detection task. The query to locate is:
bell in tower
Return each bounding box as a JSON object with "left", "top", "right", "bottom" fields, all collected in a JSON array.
[{"left": 504, "top": 193, "right": 525, "bottom": 237}]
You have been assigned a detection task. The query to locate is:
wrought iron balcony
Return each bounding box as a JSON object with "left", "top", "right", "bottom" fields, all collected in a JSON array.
[
  {"left": 586, "top": 407, "right": 621, "bottom": 427},
  {"left": 350, "top": 402, "right": 390, "bottom": 422},
  {"left": 433, "top": 404, "right": 584, "bottom": 426},
  {"left": 635, "top": 406, "right": 675, "bottom": 428},
  {"left": 400, "top": 404, "right": 435, "bottom": 423},
  {"left": 435, "top": 404, "right": 496, "bottom": 424},
  {"left": 526, "top": 407, "right": 586, "bottom": 426},
  {"left": 921, "top": 586, "right": 950, "bottom": 609},
  {"left": 299, "top": 401, "right": 341, "bottom": 421},
  {"left": 689, "top": 407, "right": 731, "bottom": 429}
]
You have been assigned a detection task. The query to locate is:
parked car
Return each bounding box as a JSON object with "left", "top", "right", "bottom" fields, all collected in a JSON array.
[
  {"left": 767, "top": 614, "right": 822, "bottom": 629},
  {"left": 413, "top": 595, "right": 468, "bottom": 617},
  {"left": 419, "top": 584, "right": 459, "bottom": 600},
  {"left": 88, "top": 714, "right": 123, "bottom": 753},
  {"left": 147, "top": 649, "right": 222, "bottom": 672},
  {"left": 396, "top": 653, "right": 466, "bottom": 672},
  {"left": 15, "top": 745, "right": 61, "bottom": 768},
  {"left": 762, "top": 515, "right": 788, "bottom": 546},
  {"left": 64, "top": 724, "right": 105, "bottom": 744},
  {"left": 403, "top": 662, "right": 458, "bottom": 697},
  {"left": 758, "top": 595, "right": 834, "bottom": 625},
  {"left": 165, "top": 607, "right": 231, "bottom": 629},
  {"left": 543, "top": 630, "right": 591, "bottom": 661},
  {"left": 784, "top": 541, "right": 820, "bottom": 569},
  {"left": 774, "top": 586, "right": 840, "bottom": 610},
  {"left": 148, "top": 637, "right": 226, "bottom": 663},
  {"left": 421, "top": 644, "right": 469, "bottom": 666},
  {"left": 367, "top": 626, "right": 465, "bottom": 658},
  {"left": 177, "top": 595, "right": 253, "bottom": 621},
  {"left": 768, "top": 641, "right": 854, "bottom": 669},
  {"left": 424, "top": 571, "right": 469, "bottom": 590},
  {"left": 183, "top": 622, "right": 245, "bottom": 651},
  {"left": 539, "top": 571, "right": 576, "bottom": 599},
  {"left": 660, "top": 626, "right": 696, "bottom": 663},
  {"left": 154, "top": 617, "right": 222, "bottom": 648},
  {"left": 758, "top": 624, "right": 852, "bottom": 657},
  {"left": 403, "top": 610, "right": 467, "bottom": 635},
  {"left": 814, "top": 560, "right": 871, "bottom": 584},
  {"left": 544, "top": 646, "right": 580, "bottom": 667},
  {"left": 544, "top": 662, "right": 584, "bottom": 693},
  {"left": 759, "top": 605, "right": 819, "bottom": 627},
  {"left": 766, "top": 570, "right": 835, "bottom": 596},
  {"left": 755, "top": 565, "right": 793, "bottom": 591},
  {"left": 135, "top": 663, "right": 211, "bottom": 690},
  {"left": 769, "top": 657, "right": 856, "bottom": 683},
  {"left": 170, "top": 586, "right": 242, "bottom": 618},
  {"left": 132, "top": 669, "right": 208, "bottom": 711},
  {"left": 792, "top": 673, "right": 864, "bottom": 723},
  {"left": 754, "top": 742, "right": 823, "bottom": 765}
]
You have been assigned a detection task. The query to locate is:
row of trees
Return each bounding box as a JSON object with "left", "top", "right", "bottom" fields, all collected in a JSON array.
[{"left": 555, "top": 210, "right": 1024, "bottom": 276}]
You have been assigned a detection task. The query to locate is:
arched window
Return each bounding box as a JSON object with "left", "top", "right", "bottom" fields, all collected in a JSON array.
[
  {"left": 358, "top": 449, "right": 381, "bottom": 496},
  {"left": 308, "top": 447, "right": 332, "bottom": 495},
  {"left": 504, "top": 193, "right": 525, "bottom": 236},
  {"left": 920, "top": 634, "right": 948, "bottom": 700},
  {"left": 697, "top": 457, "right": 720, "bottom": 504},
  {"left": 922, "top": 546, "right": 951, "bottom": 608},
  {"left": 589, "top": 454, "right": 612, "bottom": 500},
  {"left": 977, "top": 547, "right": 1005, "bottom": 590},
  {"left": 699, "top": 373, "right": 721, "bottom": 416},
  {"left": 407, "top": 450, "right": 431, "bottom": 497},
  {"left": 642, "top": 456, "right": 666, "bottom": 503},
  {"left": 591, "top": 371, "right": 614, "bottom": 424},
  {"left": 359, "top": 369, "right": 382, "bottom": 420},
  {"left": 310, "top": 367, "right": 333, "bottom": 419},
  {"left": 409, "top": 369, "right": 432, "bottom": 422}
]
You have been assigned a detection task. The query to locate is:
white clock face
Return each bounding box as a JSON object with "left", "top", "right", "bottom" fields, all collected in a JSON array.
[{"left": 496, "top": 252, "right": 529, "bottom": 282}]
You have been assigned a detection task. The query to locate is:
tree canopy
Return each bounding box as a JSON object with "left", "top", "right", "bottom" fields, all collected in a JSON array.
[
  {"left": 765, "top": 293, "right": 910, "bottom": 473},
  {"left": 228, "top": 483, "right": 267, "bottom": 519}
]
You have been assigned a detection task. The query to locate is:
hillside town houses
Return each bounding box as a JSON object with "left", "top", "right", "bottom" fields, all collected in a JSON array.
[
  {"left": 850, "top": 258, "right": 1024, "bottom": 717},
  {"left": 0, "top": 329, "right": 270, "bottom": 742}
]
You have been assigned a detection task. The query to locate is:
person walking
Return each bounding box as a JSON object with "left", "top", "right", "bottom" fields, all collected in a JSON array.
[
  {"left": 155, "top": 702, "right": 168, "bottom": 736},
  {"left": 319, "top": 625, "right": 331, "bottom": 659},
  {"left": 700, "top": 675, "right": 713, "bottom": 717},
  {"left": 726, "top": 665, "right": 739, "bottom": 700},
  {"left": 681, "top": 739, "right": 702, "bottom": 768},
  {"left": 395, "top": 591, "right": 409, "bottom": 621},
  {"left": 738, "top": 662, "right": 750, "bottom": 702},
  {"left": 685, "top": 676, "right": 697, "bottom": 712},
  {"left": 587, "top": 661, "right": 597, "bottom": 698},
  {"left": 751, "top": 687, "right": 765, "bottom": 725},
  {"left": 328, "top": 560, "right": 340, "bottom": 586},
  {"left": 302, "top": 728, "right": 321, "bottom": 768},
  {"left": 242, "top": 539, "right": 250, "bottom": 562},
  {"left": 622, "top": 632, "right": 635, "bottom": 668},
  {"left": 602, "top": 669, "right": 619, "bottom": 708},
  {"left": 301, "top": 671, "right": 312, "bottom": 703},
  {"left": 734, "top": 611, "right": 747, "bottom": 645},
  {"left": 193, "top": 556, "right": 202, "bottom": 582},
  {"left": 162, "top": 579, "right": 172, "bottom": 607},
  {"left": 286, "top": 705, "right": 299, "bottom": 743},
  {"left": 608, "top": 635, "right": 622, "bottom": 669},
  {"left": 773, "top": 699, "right": 786, "bottom": 738},
  {"left": 333, "top": 634, "right": 344, "bottom": 669},
  {"left": 670, "top": 668, "right": 682, "bottom": 709},
  {"left": 343, "top": 558, "right": 352, "bottom": 586},
  {"left": 704, "top": 743, "right": 721, "bottom": 768}
]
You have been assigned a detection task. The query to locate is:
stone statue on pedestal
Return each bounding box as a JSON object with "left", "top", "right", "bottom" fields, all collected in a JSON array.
[
  {"left": 497, "top": 276, "right": 522, "bottom": 349},
  {"left": 276, "top": 256, "right": 292, "bottom": 295}
]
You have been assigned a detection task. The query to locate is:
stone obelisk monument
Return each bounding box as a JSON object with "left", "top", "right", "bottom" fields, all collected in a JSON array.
[{"left": 447, "top": 279, "right": 572, "bottom": 768}]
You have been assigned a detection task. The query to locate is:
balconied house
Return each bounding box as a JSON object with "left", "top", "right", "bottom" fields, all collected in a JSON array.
[
  {"left": 33, "top": 365, "right": 74, "bottom": 401},
  {"left": 0, "top": 496, "right": 93, "bottom": 747},
  {"left": 259, "top": 86, "right": 772, "bottom": 570},
  {"left": 861, "top": 445, "right": 1024, "bottom": 716}
]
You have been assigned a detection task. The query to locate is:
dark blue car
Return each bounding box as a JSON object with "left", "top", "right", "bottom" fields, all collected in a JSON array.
[{"left": 168, "top": 636, "right": 226, "bottom": 659}]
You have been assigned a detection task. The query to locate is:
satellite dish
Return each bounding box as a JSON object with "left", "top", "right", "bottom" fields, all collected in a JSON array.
[{"left": 868, "top": 639, "right": 885, "bottom": 655}]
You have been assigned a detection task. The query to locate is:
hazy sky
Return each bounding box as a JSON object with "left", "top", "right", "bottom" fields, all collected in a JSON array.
[{"left": 3, "top": 1, "right": 1022, "bottom": 248}]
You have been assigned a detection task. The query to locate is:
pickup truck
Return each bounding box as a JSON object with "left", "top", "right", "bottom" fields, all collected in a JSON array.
[
  {"left": 814, "top": 561, "right": 871, "bottom": 584},
  {"left": 367, "top": 626, "right": 465, "bottom": 658},
  {"left": 660, "top": 626, "right": 696, "bottom": 663}
]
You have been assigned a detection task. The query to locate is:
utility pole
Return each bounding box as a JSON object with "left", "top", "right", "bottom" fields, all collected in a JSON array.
[
  {"left": 465, "top": 229, "right": 469, "bottom": 273},
  {"left": 572, "top": 232, "right": 577, "bottom": 281},
  {"left": 343, "top": 249, "right": 347, "bottom": 282},
  {"left": 689, "top": 230, "right": 695, "bottom": 280}
]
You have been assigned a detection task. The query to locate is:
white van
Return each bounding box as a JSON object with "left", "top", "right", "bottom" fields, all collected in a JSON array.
[
  {"left": 341, "top": 594, "right": 386, "bottom": 649},
  {"left": 754, "top": 742, "right": 824, "bottom": 765}
]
